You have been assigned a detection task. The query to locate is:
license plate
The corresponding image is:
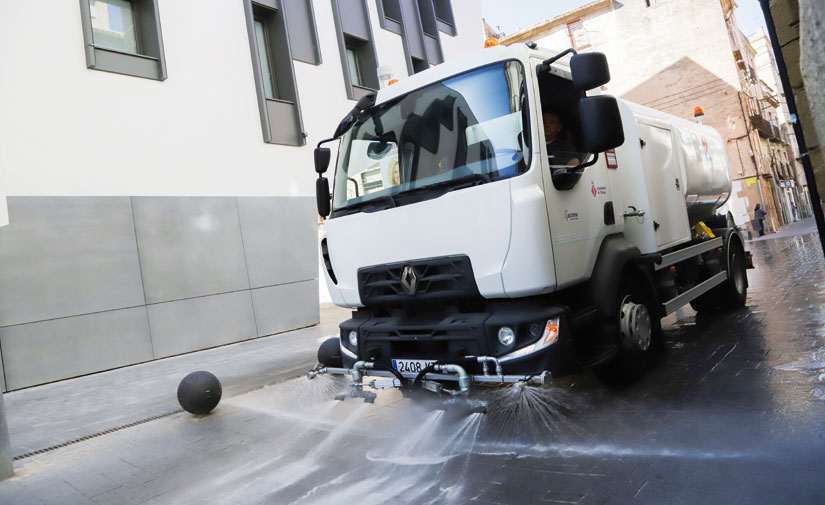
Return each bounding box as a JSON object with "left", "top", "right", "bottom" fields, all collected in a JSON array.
[{"left": 391, "top": 359, "right": 436, "bottom": 373}]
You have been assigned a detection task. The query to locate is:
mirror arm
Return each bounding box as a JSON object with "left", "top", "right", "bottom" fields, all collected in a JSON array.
[
  {"left": 575, "top": 152, "right": 599, "bottom": 172},
  {"left": 538, "top": 48, "right": 577, "bottom": 74},
  {"left": 347, "top": 177, "right": 360, "bottom": 198},
  {"left": 316, "top": 137, "right": 337, "bottom": 149}
]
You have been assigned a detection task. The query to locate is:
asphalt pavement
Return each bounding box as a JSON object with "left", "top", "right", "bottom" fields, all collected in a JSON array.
[{"left": 1, "top": 226, "right": 824, "bottom": 505}]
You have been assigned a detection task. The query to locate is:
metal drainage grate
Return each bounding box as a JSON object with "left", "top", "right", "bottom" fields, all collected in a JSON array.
[{"left": 13, "top": 409, "right": 182, "bottom": 461}]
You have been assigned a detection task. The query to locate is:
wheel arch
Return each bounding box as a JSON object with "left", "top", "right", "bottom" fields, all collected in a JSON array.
[{"left": 588, "top": 234, "right": 654, "bottom": 319}]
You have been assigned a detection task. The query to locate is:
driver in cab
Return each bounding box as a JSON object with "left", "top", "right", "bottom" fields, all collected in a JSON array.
[{"left": 543, "top": 111, "right": 580, "bottom": 168}]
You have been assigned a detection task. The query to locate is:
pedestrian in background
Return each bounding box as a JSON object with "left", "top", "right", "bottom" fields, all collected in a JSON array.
[
  {"left": 791, "top": 202, "right": 797, "bottom": 222},
  {"left": 754, "top": 203, "right": 767, "bottom": 236}
]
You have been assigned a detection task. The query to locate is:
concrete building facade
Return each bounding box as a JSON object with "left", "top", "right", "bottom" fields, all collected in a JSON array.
[
  {"left": 500, "top": 0, "right": 807, "bottom": 234},
  {"left": 0, "top": 0, "right": 482, "bottom": 391}
]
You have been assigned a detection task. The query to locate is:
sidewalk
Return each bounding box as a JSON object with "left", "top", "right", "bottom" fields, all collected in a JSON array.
[
  {"left": 3, "top": 303, "right": 351, "bottom": 459},
  {"left": 747, "top": 216, "right": 818, "bottom": 242}
]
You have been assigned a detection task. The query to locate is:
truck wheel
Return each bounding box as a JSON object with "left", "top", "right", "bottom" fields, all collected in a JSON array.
[
  {"left": 605, "top": 273, "right": 662, "bottom": 378},
  {"left": 690, "top": 239, "right": 747, "bottom": 312},
  {"left": 720, "top": 240, "right": 747, "bottom": 307},
  {"left": 689, "top": 290, "right": 720, "bottom": 312}
]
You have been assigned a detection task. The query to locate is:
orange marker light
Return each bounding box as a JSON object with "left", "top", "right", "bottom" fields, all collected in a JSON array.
[
  {"left": 694, "top": 106, "right": 705, "bottom": 117},
  {"left": 484, "top": 37, "right": 499, "bottom": 48},
  {"left": 542, "top": 321, "right": 559, "bottom": 345},
  {"left": 388, "top": 79, "right": 399, "bottom": 86}
]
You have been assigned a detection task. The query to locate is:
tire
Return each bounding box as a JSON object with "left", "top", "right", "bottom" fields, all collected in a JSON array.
[
  {"left": 720, "top": 239, "right": 747, "bottom": 307},
  {"left": 690, "top": 237, "right": 747, "bottom": 312},
  {"left": 689, "top": 291, "right": 720, "bottom": 312},
  {"left": 601, "top": 271, "right": 662, "bottom": 379}
]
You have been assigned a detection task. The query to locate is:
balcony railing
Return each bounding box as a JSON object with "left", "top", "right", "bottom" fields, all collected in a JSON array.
[{"left": 750, "top": 113, "right": 781, "bottom": 139}]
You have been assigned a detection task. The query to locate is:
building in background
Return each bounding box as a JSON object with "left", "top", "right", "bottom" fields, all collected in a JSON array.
[
  {"left": 0, "top": 0, "right": 481, "bottom": 392},
  {"left": 500, "top": 0, "right": 809, "bottom": 233},
  {"left": 750, "top": 26, "right": 812, "bottom": 220},
  {"left": 767, "top": 0, "right": 824, "bottom": 228}
]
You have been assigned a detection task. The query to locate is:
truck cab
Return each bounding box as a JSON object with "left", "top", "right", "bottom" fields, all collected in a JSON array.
[{"left": 313, "top": 44, "right": 749, "bottom": 384}]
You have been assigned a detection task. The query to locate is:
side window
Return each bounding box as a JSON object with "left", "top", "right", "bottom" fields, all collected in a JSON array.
[
  {"left": 331, "top": 0, "right": 380, "bottom": 100},
  {"left": 79, "top": 0, "right": 167, "bottom": 80},
  {"left": 537, "top": 71, "right": 586, "bottom": 189},
  {"left": 243, "top": 1, "right": 305, "bottom": 146}
]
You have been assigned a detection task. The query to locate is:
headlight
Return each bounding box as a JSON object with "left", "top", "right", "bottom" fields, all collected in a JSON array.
[
  {"left": 499, "top": 317, "right": 560, "bottom": 362},
  {"left": 348, "top": 330, "right": 358, "bottom": 347},
  {"left": 497, "top": 326, "right": 515, "bottom": 347}
]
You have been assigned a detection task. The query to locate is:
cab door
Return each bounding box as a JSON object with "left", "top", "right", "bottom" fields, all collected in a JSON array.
[{"left": 530, "top": 57, "right": 621, "bottom": 289}]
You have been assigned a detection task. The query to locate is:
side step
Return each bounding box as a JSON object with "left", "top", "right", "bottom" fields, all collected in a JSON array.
[{"left": 661, "top": 270, "right": 728, "bottom": 314}]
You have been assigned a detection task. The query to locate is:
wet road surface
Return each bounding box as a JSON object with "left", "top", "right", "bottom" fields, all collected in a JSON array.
[{"left": 1, "top": 230, "right": 824, "bottom": 504}]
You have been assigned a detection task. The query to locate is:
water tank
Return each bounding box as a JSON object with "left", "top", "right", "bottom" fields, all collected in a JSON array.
[{"left": 672, "top": 123, "right": 732, "bottom": 224}]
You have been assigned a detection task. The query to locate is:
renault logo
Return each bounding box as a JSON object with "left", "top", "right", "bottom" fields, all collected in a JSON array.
[{"left": 400, "top": 265, "right": 418, "bottom": 295}]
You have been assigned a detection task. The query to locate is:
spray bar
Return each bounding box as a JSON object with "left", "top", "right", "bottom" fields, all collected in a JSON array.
[{"left": 308, "top": 360, "right": 551, "bottom": 394}]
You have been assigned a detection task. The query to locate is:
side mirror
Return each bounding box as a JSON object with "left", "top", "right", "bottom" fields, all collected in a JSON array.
[
  {"left": 316, "top": 177, "right": 331, "bottom": 217},
  {"left": 314, "top": 147, "right": 331, "bottom": 174},
  {"left": 579, "top": 95, "right": 625, "bottom": 153},
  {"left": 570, "top": 52, "right": 610, "bottom": 91}
]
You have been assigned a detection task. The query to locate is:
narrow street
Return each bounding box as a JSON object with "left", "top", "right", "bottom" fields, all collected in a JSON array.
[{"left": 1, "top": 226, "right": 824, "bottom": 505}]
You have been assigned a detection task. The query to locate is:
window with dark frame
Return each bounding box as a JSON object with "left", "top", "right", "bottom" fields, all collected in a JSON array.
[
  {"left": 331, "top": 0, "right": 380, "bottom": 100},
  {"left": 433, "top": 0, "right": 454, "bottom": 26},
  {"left": 382, "top": 0, "right": 402, "bottom": 22},
  {"left": 79, "top": 0, "right": 167, "bottom": 80},
  {"left": 254, "top": 17, "right": 279, "bottom": 100},
  {"left": 346, "top": 43, "right": 363, "bottom": 87},
  {"left": 411, "top": 56, "right": 429, "bottom": 74},
  {"left": 417, "top": 0, "right": 438, "bottom": 37},
  {"left": 243, "top": 0, "right": 305, "bottom": 146},
  {"left": 89, "top": 0, "right": 140, "bottom": 54}
]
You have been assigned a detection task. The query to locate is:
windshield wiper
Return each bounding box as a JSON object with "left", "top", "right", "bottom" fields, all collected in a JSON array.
[
  {"left": 405, "top": 172, "right": 492, "bottom": 196},
  {"left": 335, "top": 194, "right": 397, "bottom": 216}
]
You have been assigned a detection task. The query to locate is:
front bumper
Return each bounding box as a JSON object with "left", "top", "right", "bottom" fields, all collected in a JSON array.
[
  {"left": 308, "top": 359, "right": 552, "bottom": 398},
  {"left": 338, "top": 299, "right": 580, "bottom": 377}
]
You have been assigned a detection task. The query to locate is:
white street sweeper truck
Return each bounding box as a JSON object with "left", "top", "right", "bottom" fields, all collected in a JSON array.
[{"left": 308, "top": 43, "right": 753, "bottom": 397}]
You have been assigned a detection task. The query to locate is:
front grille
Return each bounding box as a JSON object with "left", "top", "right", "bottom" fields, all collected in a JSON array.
[{"left": 358, "top": 255, "right": 480, "bottom": 306}]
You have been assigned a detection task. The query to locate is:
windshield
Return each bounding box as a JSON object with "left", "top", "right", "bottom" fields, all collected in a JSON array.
[{"left": 332, "top": 60, "right": 529, "bottom": 213}]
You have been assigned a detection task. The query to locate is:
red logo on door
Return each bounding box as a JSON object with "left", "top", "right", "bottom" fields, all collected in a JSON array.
[{"left": 591, "top": 181, "right": 598, "bottom": 197}]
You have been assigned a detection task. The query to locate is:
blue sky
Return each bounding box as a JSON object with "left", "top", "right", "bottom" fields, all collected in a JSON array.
[{"left": 481, "top": 0, "right": 768, "bottom": 38}]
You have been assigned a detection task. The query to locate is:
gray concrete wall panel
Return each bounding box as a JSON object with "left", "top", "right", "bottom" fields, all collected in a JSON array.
[
  {"left": 0, "top": 307, "right": 154, "bottom": 391},
  {"left": 0, "top": 197, "right": 145, "bottom": 327},
  {"left": 237, "top": 197, "right": 317, "bottom": 288},
  {"left": 147, "top": 291, "right": 258, "bottom": 358},
  {"left": 132, "top": 197, "right": 250, "bottom": 304},
  {"left": 0, "top": 196, "right": 319, "bottom": 391},
  {"left": 251, "top": 280, "right": 319, "bottom": 336}
]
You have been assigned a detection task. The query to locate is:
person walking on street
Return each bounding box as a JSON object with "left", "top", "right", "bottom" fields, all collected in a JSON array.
[
  {"left": 791, "top": 202, "right": 797, "bottom": 222},
  {"left": 754, "top": 203, "right": 767, "bottom": 237}
]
